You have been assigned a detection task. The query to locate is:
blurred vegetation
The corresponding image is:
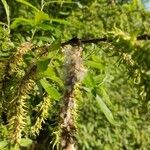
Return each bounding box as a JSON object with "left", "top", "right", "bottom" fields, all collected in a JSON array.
[{"left": 0, "top": 0, "right": 150, "bottom": 149}]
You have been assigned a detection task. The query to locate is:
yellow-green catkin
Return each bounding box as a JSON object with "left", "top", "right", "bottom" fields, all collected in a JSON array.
[
  {"left": 8, "top": 42, "right": 33, "bottom": 77},
  {"left": 5, "top": 42, "right": 35, "bottom": 144},
  {"left": 59, "top": 45, "right": 86, "bottom": 150},
  {"left": 8, "top": 78, "right": 36, "bottom": 144},
  {"left": 31, "top": 96, "right": 51, "bottom": 135}
]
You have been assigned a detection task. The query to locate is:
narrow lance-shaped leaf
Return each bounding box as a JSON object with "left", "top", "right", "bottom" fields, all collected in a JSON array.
[
  {"left": 11, "top": 18, "right": 34, "bottom": 29},
  {"left": 1, "top": 0, "right": 10, "bottom": 27},
  {"left": 50, "top": 18, "right": 71, "bottom": 25},
  {"left": 39, "top": 67, "right": 64, "bottom": 87},
  {"left": 96, "top": 94, "right": 118, "bottom": 125},
  {"left": 16, "top": 0, "right": 39, "bottom": 12},
  {"left": 97, "top": 86, "right": 113, "bottom": 107},
  {"left": 40, "top": 78, "right": 61, "bottom": 100},
  {"left": 86, "top": 60, "right": 104, "bottom": 70}
]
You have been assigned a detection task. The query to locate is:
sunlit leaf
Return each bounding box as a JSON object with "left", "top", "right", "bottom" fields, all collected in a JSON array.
[
  {"left": 11, "top": 18, "right": 34, "bottom": 29},
  {"left": 40, "top": 67, "right": 63, "bottom": 87},
  {"left": 83, "top": 73, "right": 95, "bottom": 88},
  {"left": 50, "top": 18, "right": 70, "bottom": 25},
  {"left": 1, "top": 0, "right": 10, "bottom": 26},
  {"left": 35, "top": 36, "right": 53, "bottom": 42},
  {"left": 94, "top": 74, "right": 105, "bottom": 84},
  {"left": 96, "top": 94, "right": 118, "bottom": 125},
  {"left": 20, "top": 138, "right": 32, "bottom": 147},
  {"left": 35, "top": 11, "right": 49, "bottom": 25},
  {"left": 48, "top": 38, "right": 61, "bottom": 52},
  {"left": 39, "top": 67, "right": 63, "bottom": 86},
  {"left": 16, "top": 0, "right": 39, "bottom": 12},
  {"left": 98, "top": 86, "right": 113, "bottom": 107},
  {"left": 86, "top": 61, "right": 104, "bottom": 69},
  {"left": 40, "top": 78, "right": 61, "bottom": 100},
  {"left": 36, "top": 24, "right": 55, "bottom": 31},
  {"left": 37, "top": 58, "right": 50, "bottom": 72},
  {"left": 42, "top": 67, "right": 55, "bottom": 77},
  {"left": 47, "top": 75, "right": 64, "bottom": 87},
  {"left": 0, "top": 140, "right": 8, "bottom": 149}
]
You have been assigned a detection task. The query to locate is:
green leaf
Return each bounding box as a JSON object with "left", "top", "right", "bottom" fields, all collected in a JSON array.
[
  {"left": 37, "top": 58, "right": 50, "bottom": 72},
  {"left": 48, "top": 38, "right": 61, "bottom": 52},
  {"left": 23, "top": 53, "right": 35, "bottom": 64},
  {"left": 47, "top": 76, "right": 64, "bottom": 87},
  {"left": 83, "top": 73, "right": 95, "bottom": 88},
  {"left": 94, "top": 74, "right": 105, "bottom": 84},
  {"left": 42, "top": 67, "right": 55, "bottom": 77},
  {"left": 36, "top": 24, "right": 55, "bottom": 31},
  {"left": 40, "top": 78, "right": 61, "bottom": 100},
  {"left": 39, "top": 67, "right": 63, "bottom": 87},
  {"left": 11, "top": 18, "right": 34, "bottom": 29},
  {"left": 20, "top": 138, "right": 32, "bottom": 147},
  {"left": 1, "top": 0, "right": 10, "bottom": 27},
  {"left": 86, "top": 61, "right": 104, "bottom": 69},
  {"left": 91, "top": 55, "right": 102, "bottom": 62},
  {"left": 83, "top": 72, "right": 95, "bottom": 88},
  {"left": 98, "top": 86, "right": 112, "bottom": 107},
  {"left": 16, "top": 0, "right": 39, "bottom": 12},
  {"left": 96, "top": 94, "right": 118, "bottom": 125},
  {"left": 45, "top": 1, "right": 76, "bottom": 5},
  {"left": 0, "top": 140, "right": 8, "bottom": 149},
  {"left": 35, "top": 36, "right": 52, "bottom": 42},
  {"left": 0, "top": 52, "right": 10, "bottom": 58},
  {"left": 50, "top": 18, "right": 70, "bottom": 25},
  {"left": 35, "top": 11, "right": 50, "bottom": 25}
]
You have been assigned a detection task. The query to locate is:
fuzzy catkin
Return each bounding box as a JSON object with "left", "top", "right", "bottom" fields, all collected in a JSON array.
[
  {"left": 31, "top": 96, "right": 51, "bottom": 135},
  {"left": 5, "top": 42, "right": 35, "bottom": 144}
]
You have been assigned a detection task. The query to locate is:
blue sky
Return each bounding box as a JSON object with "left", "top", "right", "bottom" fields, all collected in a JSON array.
[{"left": 143, "top": 0, "right": 150, "bottom": 10}]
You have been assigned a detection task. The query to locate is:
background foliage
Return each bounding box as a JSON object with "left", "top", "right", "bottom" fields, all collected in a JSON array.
[{"left": 0, "top": 0, "right": 150, "bottom": 149}]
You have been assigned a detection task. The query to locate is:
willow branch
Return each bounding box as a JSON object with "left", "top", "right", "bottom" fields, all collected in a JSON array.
[{"left": 61, "top": 34, "right": 150, "bottom": 46}]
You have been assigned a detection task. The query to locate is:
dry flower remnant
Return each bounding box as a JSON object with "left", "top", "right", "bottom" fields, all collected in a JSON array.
[{"left": 59, "top": 44, "right": 86, "bottom": 150}]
